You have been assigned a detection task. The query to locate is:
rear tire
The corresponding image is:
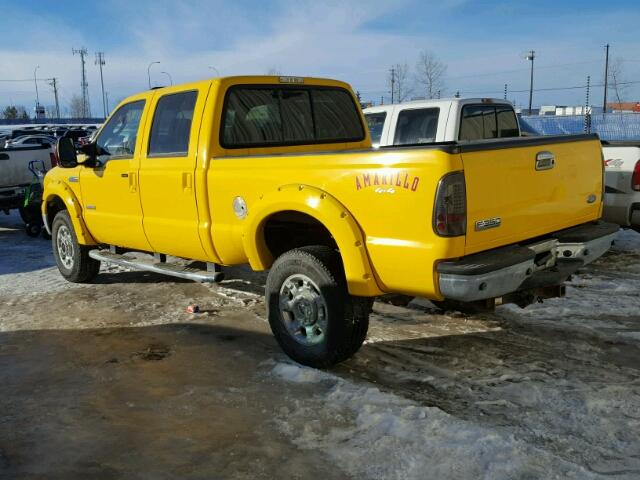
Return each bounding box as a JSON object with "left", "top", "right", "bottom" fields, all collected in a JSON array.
[
  {"left": 52, "top": 210, "right": 100, "bottom": 283},
  {"left": 266, "top": 246, "right": 372, "bottom": 368}
]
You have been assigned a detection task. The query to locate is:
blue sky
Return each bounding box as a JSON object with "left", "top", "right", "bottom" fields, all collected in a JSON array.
[{"left": 1, "top": 0, "right": 638, "bottom": 116}]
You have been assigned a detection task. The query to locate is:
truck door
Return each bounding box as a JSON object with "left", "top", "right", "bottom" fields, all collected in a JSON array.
[
  {"left": 138, "top": 87, "right": 207, "bottom": 260},
  {"left": 79, "top": 98, "right": 151, "bottom": 251}
]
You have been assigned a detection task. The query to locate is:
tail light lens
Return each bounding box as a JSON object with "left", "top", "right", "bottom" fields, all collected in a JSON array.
[
  {"left": 632, "top": 159, "right": 640, "bottom": 191},
  {"left": 49, "top": 151, "right": 58, "bottom": 168},
  {"left": 433, "top": 171, "right": 466, "bottom": 236}
]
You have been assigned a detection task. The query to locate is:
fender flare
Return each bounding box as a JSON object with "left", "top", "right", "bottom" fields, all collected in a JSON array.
[
  {"left": 43, "top": 182, "right": 97, "bottom": 245},
  {"left": 242, "top": 184, "right": 382, "bottom": 297}
]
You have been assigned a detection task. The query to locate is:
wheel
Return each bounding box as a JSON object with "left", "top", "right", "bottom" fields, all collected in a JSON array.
[
  {"left": 18, "top": 206, "right": 31, "bottom": 223},
  {"left": 51, "top": 210, "right": 100, "bottom": 283},
  {"left": 25, "top": 223, "right": 41, "bottom": 237},
  {"left": 266, "top": 246, "right": 372, "bottom": 368}
]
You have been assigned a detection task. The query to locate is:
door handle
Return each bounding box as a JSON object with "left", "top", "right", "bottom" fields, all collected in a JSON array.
[
  {"left": 535, "top": 151, "right": 555, "bottom": 171},
  {"left": 120, "top": 173, "right": 129, "bottom": 178},
  {"left": 182, "top": 172, "right": 193, "bottom": 192},
  {"left": 129, "top": 172, "right": 137, "bottom": 193}
]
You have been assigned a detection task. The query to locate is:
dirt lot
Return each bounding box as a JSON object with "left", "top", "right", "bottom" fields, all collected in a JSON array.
[{"left": 1, "top": 211, "right": 639, "bottom": 479}]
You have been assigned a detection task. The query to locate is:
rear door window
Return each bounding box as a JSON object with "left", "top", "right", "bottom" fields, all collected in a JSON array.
[
  {"left": 148, "top": 91, "right": 198, "bottom": 156},
  {"left": 393, "top": 108, "right": 439, "bottom": 145},
  {"left": 365, "top": 112, "right": 387, "bottom": 144},
  {"left": 221, "top": 86, "right": 364, "bottom": 148},
  {"left": 459, "top": 104, "right": 519, "bottom": 141}
]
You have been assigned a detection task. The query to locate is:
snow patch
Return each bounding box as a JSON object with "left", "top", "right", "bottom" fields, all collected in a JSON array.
[{"left": 271, "top": 362, "right": 600, "bottom": 480}]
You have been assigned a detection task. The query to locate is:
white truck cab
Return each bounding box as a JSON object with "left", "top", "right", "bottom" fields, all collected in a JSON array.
[{"left": 364, "top": 98, "right": 520, "bottom": 147}]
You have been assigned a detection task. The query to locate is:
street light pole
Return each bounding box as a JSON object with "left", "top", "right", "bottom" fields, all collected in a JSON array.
[
  {"left": 147, "top": 61, "right": 160, "bottom": 89},
  {"left": 161, "top": 71, "right": 173, "bottom": 86},
  {"left": 34, "top": 65, "right": 40, "bottom": 110},
  {"left": 526, "top": 50, "right": 535, "bottom": 114},
  {"left": 208, "top": 66, "right": 220, "bottom": 76}
]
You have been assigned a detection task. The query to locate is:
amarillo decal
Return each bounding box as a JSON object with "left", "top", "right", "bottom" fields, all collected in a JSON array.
[{"left": 355, "top": 171, "right": 420, "bottom": 192}]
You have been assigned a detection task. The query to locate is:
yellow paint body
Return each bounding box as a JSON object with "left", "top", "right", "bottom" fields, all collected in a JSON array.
[{"left": 43, "top": 76, "right": 603, "bottom": 300}]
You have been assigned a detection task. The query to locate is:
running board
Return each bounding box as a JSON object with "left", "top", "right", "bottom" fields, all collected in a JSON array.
[{"left": 89, "top": 250, "right": 224, "bottom": 283}]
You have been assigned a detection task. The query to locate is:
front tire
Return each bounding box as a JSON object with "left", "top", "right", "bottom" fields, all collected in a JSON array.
[
  {"left": 266, "top": 246, "right": 371, "bottom": 368},
  {"left": 52, "top": 211, "right": 100, "bottom": 283}
]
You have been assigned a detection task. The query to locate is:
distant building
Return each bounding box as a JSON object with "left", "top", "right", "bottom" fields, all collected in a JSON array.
[
  {"left": 531, "top": 105, "right": 603, "bottom": 116},
  {"left": 606, "top": 102, "right": 640, "bottom": 113}
]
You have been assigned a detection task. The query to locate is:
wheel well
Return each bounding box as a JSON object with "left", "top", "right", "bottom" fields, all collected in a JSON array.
[
  {"left": 46, "top": 196, "right": 66, "bottom": 226},
  {"left": 263, "top": 211, "right": 338, "bottom": 260}
]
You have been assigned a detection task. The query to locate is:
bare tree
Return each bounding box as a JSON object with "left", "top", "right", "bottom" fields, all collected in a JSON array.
[
  {"left": 389, "top": 63, "right": 412, "bottom": 103},
  {"left": 266, "top": 67, "right": 282, "bottom": 75},
  {"left": 415, "top": 50, "right": 447, "bottom": 99},
  {"left": 68, "top": 94, "right": 85, "bottom": 118},
  {"left": 607, "top": 57, "right": 628, "bottom": 110}
]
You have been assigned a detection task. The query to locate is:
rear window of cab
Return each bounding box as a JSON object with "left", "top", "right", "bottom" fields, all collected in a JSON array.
[{"left": 221, "top": 85, "right": 365, "bottom": 148}]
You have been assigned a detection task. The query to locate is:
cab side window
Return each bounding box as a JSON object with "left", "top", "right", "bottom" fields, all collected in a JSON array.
[
  {"left": 96, "top": 100, "right": 145, "bottom": 163},
  {"left": 148, "top": 91, "right": 198, "bottom": 156},
  {"left": 459, "top": 104, "right": 519, "bottom": 141},
  {"left": 393, "top": 108, "right": 439, "bottom": 145}
]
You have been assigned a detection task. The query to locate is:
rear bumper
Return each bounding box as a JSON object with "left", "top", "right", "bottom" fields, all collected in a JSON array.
[
  {"left": 437, "top": 221, "right": 618, "bottom": 302},
  {"left": 0, "top": 186, "right": 27, "bottom": 211}
]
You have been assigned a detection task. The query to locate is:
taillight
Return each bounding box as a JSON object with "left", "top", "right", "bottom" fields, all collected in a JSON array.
[
  {"left": 433, "top": 171, "right": 466, "bottom": 236},
  {"left": 632, "top": 159, "right": 640, "bottom": 191},
  {"left": 49, "top": 151, "right": 58, "bottom": 168}
]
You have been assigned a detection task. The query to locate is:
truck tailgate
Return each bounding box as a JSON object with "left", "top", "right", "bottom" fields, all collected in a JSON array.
[
  {"left": 0, "top": 146, "right": 53, "bottom": 189},
  {"left": 460, "top": 134, "right": 603, "bottom": 255}
]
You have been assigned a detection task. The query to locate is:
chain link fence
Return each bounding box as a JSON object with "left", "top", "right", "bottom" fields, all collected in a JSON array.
[{"left": 519, "top": 113, "right": 640, "bottom": 141}]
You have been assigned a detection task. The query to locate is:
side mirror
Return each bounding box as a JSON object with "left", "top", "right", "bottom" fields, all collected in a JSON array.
[{"left": 56, "top": 137, "right": 78, "bottom": 168}]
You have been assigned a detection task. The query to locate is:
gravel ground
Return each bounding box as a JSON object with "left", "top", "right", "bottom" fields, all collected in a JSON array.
[{"left": 0, "top": 210, "right": 639, "bottom": 479}]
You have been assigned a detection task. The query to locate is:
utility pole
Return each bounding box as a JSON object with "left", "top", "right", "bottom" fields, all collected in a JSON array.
[
  {"left": 380, "top": 95, "right": 384, "bottom": 105},
  {"left": 33, "top": 66, "right": 40, "bottom": 110},
  {"left": 585, "top": 75, "right": 591, "bottom": 133},
  {"left": 504, "top": 84, "right": 508, "bottom": 100},
  {"left": 48, "top": 78, "right": 60, "bottom": 119},
  {"left": 389, "top": 67, "right": 396, "bottom": 104},
  {"left": 526, "top": 50, "right": 535, "bottom": 114},
  {"left": 105, "top": 92, "right": 110, "bottom": 116},
  {"left": 95, "top": 52, "right": 107, "bottom": 119},
  {"left": 603, "top": 44, "right": 610, "bottom": 113},
  {"left": 73, "top": 47, "right": 90, "bottom": 118}
]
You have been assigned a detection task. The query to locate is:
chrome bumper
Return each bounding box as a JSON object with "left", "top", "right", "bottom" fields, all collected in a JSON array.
[{"left": 437, "top": 222, "right": 618, "bottom": 302}]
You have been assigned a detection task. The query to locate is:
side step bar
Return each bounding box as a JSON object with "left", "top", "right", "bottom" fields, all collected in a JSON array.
[{"left": 89, "top": 250, "right": 224, "bottom": 283}]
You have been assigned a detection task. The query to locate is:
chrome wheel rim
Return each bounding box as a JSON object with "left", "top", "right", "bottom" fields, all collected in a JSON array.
[
  {"left": 56, "top": 225, "right": 74, "bottom": 270},
  {"left": 279, "top": 274, "right": 328, "bottom": 346}
]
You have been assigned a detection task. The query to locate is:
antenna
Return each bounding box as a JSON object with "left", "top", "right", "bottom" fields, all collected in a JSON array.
[{"left": 73, "top": 47, "right": 91, "bottom": 118}]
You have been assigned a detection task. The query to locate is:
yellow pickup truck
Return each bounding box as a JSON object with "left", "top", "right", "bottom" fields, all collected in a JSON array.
[{"left": 43, "top": 75, "right": 617, "bottom": 367}]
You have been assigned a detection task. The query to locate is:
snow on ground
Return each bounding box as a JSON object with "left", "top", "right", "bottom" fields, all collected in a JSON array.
[{"left": 271, "top": 360, "right": 603, "bottom": 480}]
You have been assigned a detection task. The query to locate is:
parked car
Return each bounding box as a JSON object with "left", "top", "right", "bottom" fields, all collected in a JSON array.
[
  {"left": 602, "top": 141, "right": 640, "bottom": 232},
  {"left": 5, "top": 134, "right": 56, "bottom": 148},
  {"left": 43, "top": 76, "right": 615, "bottom": 367},
  {"left": 0, "top": 145, "right": 57, "bottom": 214}
]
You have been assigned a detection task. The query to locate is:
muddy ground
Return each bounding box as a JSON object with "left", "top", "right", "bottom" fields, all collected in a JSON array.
[{"left": 1, "top": 211, "right": 639, "bottom": 479}]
